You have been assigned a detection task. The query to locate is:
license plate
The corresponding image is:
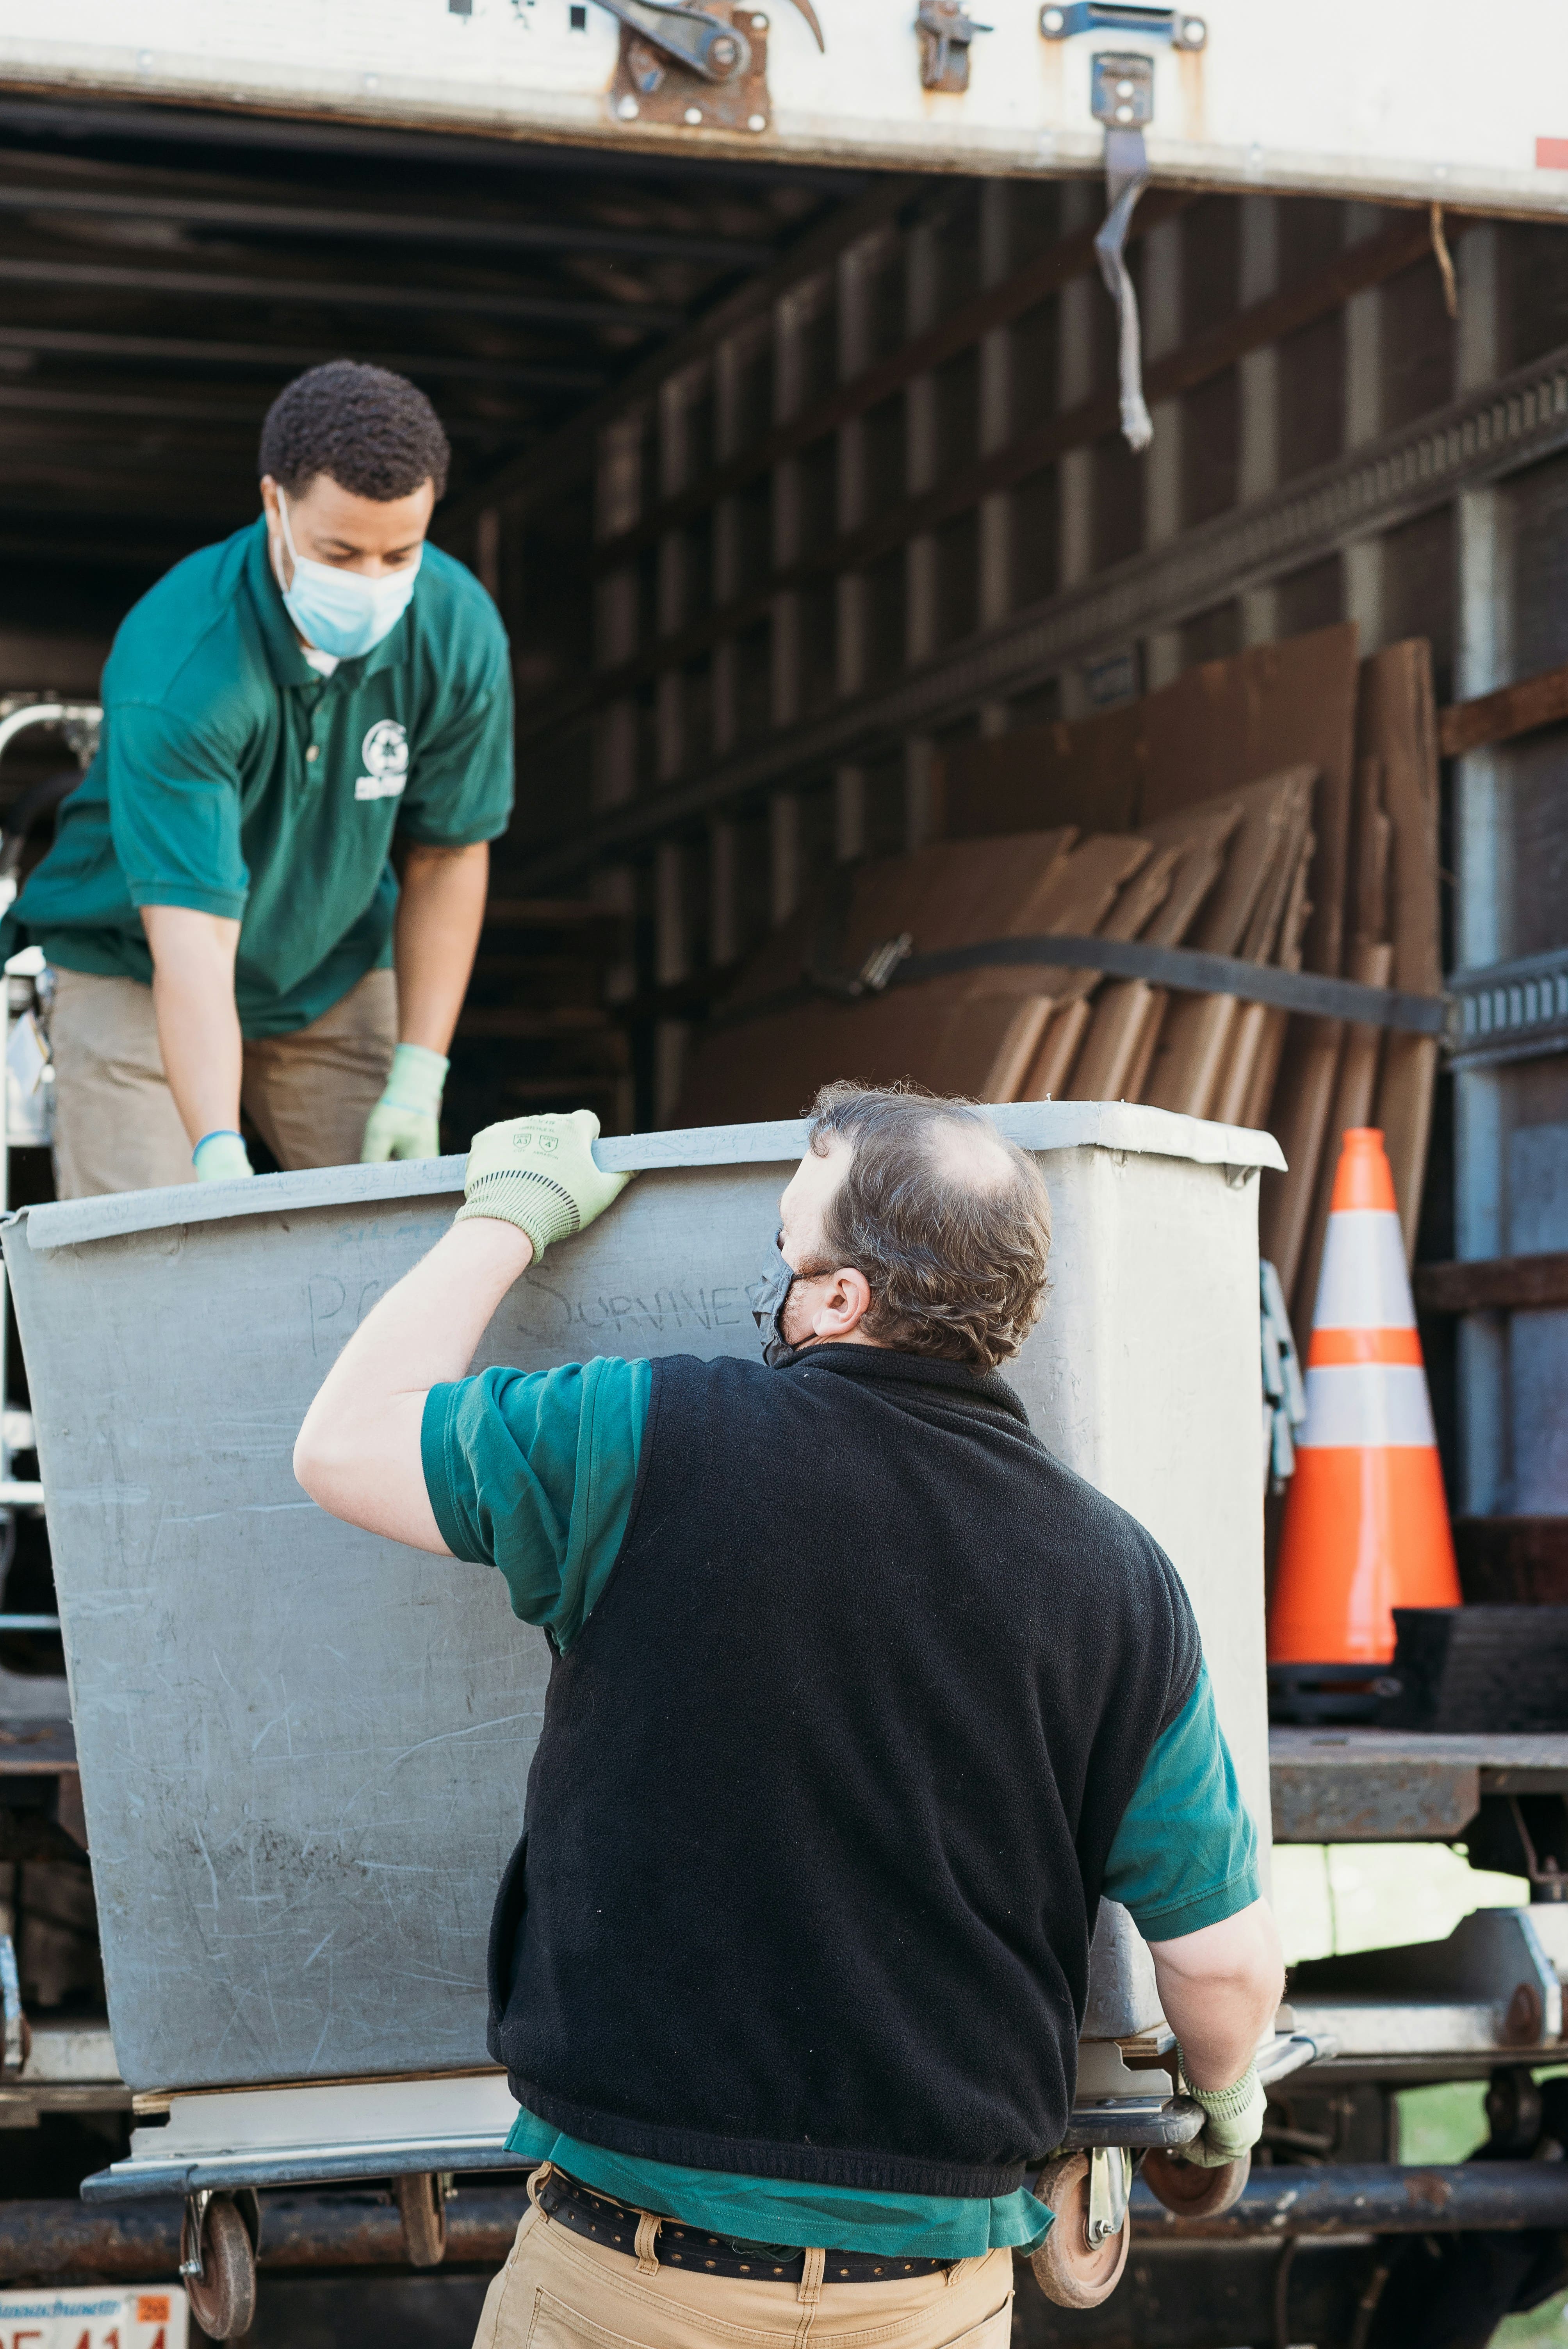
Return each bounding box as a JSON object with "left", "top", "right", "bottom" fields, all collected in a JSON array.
[{"left": 0, "top": 2288, "right": 187, "bottom": 2347}]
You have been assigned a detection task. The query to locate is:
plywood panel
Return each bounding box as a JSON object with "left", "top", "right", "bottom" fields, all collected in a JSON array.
[
  {"left": 1012, "top": 844, "right": 1181, "bottom": 1102},
  {"left": 941, "top": 702, "right": 1145, "bottom": 840},
  {"left": 1019, "top": 998, "right": 1094, "bottom": 1101},
  {"left": 676, "top": 826, "right": 1141, "bottom": 1123},
  {"left": 1140, "top": 768, "right": 1315, "bottom": 1117},
  {"left": 1292, "top": 939, "right": 1396, "bottom": 1328},
  {"left": 1236, "top": 836, "right": 1315, "bottom": 1132},
  {"left": 1260, "top": 1019, "right": 1344, "bottom": 1308},
  {"left": 721, "top": 830, "right": 1079, "bottom": 1020},
  {"left": 1066, "top": 800, "right": 1248, "bottom": 1105},
  {"left": 962, "top": 832, "right": 1154, "bottom": 1004},
  {"left": 943, "top": 626, "right": 1359, "bottom": 987},
  {"left": 1123, "top": 989, "right": 1169, "bottom": 1101},
  {"left": 1359, "top": 642, "right": 1443, "bottom": 1260},
  {"left": 978, "top": 1000, "right": 1057, "bottom": 1102},
  {"left": 1069, "top": 981, "right": 1158, "bottom": 1101},
  {"left": 1139, "top": 625, "right": 1360, "bottom": 982},
  {"left": 1145, "top": 995, "right": 1243, "bottom": 1120}
]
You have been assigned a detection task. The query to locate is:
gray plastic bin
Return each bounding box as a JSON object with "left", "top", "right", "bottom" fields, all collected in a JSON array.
[{"left": 3, "top": 1101, "right": 1280, "bottom": 2098}]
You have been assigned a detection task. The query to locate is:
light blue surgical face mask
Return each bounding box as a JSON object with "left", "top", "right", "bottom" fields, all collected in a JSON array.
[{"left": 273, "top": 488, "right": 421, "bottom": 661}]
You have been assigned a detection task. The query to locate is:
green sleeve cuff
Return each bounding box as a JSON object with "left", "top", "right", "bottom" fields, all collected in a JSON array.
[
  {"left": 1103, "top": 1660, "right": 1261, "bottom": 1940},
  {"left": 1128, "top": 1862, "right": 1262, "bottom": 1943},
  {"left": 127, "top": 882, "right": 249, "bottom": 919},
  {"left": 421, "top": 1383, "right": 473, "bottom": 1559},
  {"left": 397, "top": 821, "right": 511, "bottom": 848},
  {"left": 418, "top": 1358, "right": 651, "bottom": 1642}
]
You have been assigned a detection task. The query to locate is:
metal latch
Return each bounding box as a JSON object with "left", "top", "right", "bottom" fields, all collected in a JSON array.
[
  {"left": 600, "top": 0, "right": 823, "bottom": 131},
  {"left": 1040, "top": 2, "right": 1207, "bottom": 451},
  {"left": 1086, "top": 52, "right": 1153, "bottom": 451},
  {"left": 597, "top": 0, "right": 754, "bottom": 82},
  {"left": 915, "top": 2, "right": 991, "bottom": 92},
  {"left": 1040, "top": 4, "right": 1205, "bottom": 45},
  {"left": 1092, "top": 49, "right": 1152, "bottom": 128}
]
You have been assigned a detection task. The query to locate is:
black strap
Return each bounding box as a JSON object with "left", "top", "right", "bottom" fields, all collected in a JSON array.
[{"left": 712, "top": 929, "right": 1452, "bottom": 1041}]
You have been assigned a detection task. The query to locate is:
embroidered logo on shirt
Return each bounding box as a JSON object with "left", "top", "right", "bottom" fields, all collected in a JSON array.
[{"left": 355, "top": 717, "right": 409, "bottom": 801}]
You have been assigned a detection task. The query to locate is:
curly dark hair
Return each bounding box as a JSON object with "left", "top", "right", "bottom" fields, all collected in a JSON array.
[
  {"left": 803, "top": 1082, "right": 1053, "bottom": 1374},
  {"left": 258, "top": 361, "right": 450, "bottom": 501}
]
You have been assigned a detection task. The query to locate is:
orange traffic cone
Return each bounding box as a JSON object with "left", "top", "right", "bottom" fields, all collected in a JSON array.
[{"left": 1268, "top": 1127, "right": 1460, "bottom": 1720}]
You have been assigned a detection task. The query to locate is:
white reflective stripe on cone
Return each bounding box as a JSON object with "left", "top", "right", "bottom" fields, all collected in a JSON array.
[
  {"left": 1311, "top": 1207, "right": 1417, "bottom": 1333},
  {"left": 1297, "top": 1363, "right": 1438, "bottom": 1451}
]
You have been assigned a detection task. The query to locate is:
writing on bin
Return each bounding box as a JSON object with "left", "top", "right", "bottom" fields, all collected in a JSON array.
[{"left": 523, "top": 1282, "right": 749, "bottom": 1337}]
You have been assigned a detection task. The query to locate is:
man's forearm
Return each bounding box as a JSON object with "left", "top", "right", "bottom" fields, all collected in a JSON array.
[
  {"left": 294, "top": 1216, "right": 533, "bottom": 1548},
  {"left": 394, "top": 841, "right": 488, "bottom": 1054},
  {"left": 1149, "top": 1901, "right": 1285, "bottom": 2089},
  {"left": 141, "top": 904, "right": 244, "bottom": 1148}
]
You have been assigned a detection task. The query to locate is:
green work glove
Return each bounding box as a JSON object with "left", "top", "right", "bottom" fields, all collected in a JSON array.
[
  {"left": 192, "top": 1130, "right": 254, "bottom": 1183},
  {"left": 455, "top": 1109, "right": 633, "bottom": 1260},
  {"left": 360, "top": 1043, "right": 448, "bottom": 1164},
  {"left": 1173, "top": 2053, "right": 1267, "bottom": 2167}
]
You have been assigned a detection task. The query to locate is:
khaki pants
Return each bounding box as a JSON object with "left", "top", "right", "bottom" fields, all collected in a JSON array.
[
  {"left": 474, "top": 2173, "right": 1014, "bottom": 2349},
  {"left": 47, "top": 964, "right": 399, "bottom": 1199}
]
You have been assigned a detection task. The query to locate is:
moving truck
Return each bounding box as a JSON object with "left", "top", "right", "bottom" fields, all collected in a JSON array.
[{"left": 0, "top": 5, "right": 1566, "bottom": 2343}]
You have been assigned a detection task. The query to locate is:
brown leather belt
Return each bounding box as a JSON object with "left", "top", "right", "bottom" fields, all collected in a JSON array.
[{"left": 534, "top": 2166, "right": 955, "bottom": 2283}]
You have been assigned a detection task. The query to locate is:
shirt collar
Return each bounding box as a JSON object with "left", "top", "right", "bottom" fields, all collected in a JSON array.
[
  {"left": 243, "top": 512, "right": 415, "bottom": 690},
  {"left": 784, "top": 1342, "right": 1034, "bottom": 1428}
]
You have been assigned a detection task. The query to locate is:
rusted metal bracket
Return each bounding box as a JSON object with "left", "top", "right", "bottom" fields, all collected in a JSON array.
[
  {"left": 600, "top": 0, "right": 823, "bottom": 133},
  {"left": 600, "top": 0, "right": 752, "bottom": 82},
  {"left": 915, "top": 2, "right": 990, "bottom": 93}
]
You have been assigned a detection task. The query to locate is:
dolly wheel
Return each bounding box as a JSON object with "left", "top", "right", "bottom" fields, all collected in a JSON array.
[
  {"left": 395, "top": 2170, "right": 449, "bottom": 2267},
  {"left": 183, "top": 2195, "right": 257, "bottom": 2340},
  {"left": 1028, "top": 2151, "right": 1130, "bottom": 2309},
  {"left": 1142, "top": 2145, "right": 1251, "bottom": 2218}
]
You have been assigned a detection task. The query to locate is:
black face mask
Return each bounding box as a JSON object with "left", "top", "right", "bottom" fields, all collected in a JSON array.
[{"left": 747, "top": 1240, "right": 805, "bottom": 1370}]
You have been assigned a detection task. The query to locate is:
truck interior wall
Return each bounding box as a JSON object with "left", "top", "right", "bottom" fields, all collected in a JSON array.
[
  {"left": 0, "top": 98, "right": 1561, "bottom": 1562},
  {"left": 488, "top": 172, "right": 1568, "bottom": 1546}
]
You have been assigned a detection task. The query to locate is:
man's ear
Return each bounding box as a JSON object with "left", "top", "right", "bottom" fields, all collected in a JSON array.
[{"left": 816, "top": 1265, "right": 873, "bottom": 1339}]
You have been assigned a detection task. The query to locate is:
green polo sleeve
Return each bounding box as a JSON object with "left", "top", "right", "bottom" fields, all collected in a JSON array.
[
  {"left": 396, "top": 653, "right": 515, "bottom": 850},
  {"left": 107, "top": 699, "right": 249, "bottom": 918},
  {"left": 1101, "top": 1663, "right": 1260, "bottom": 1941},
  {"left": 421, "top": 1355, "right": 650, "bottom": 1649}
]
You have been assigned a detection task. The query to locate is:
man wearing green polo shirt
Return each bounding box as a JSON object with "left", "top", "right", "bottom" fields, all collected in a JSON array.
[
  {"left": 10, "top": 360, "right": 513, "bottom": 1197},
  {"left": 296, "top": 1089, "right": 1283, "bottom": 2349}
]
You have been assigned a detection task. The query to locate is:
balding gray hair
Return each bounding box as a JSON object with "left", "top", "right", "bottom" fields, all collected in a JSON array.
[{"left": 804, "top": 1082, "right": 1052, "bottom": 1374}]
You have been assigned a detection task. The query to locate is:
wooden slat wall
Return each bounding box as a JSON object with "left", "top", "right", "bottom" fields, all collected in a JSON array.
[{"left": 486, "top": 177, "right": 1465, "bottom": 1145}]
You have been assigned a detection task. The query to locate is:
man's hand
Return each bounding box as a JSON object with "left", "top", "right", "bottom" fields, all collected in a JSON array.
[
  {"left": 1172, "top": 2057, "right": 1267, "bottom": 2167},
  {"left": 192, "top": 1130, "right": 254, "bottom": 1182},
  {"left": 361, "top": 1042, "right": 448, "bottom": 1162},
  {"left": 455, "top": 1110, "right": 633, "bottom": 1259}
]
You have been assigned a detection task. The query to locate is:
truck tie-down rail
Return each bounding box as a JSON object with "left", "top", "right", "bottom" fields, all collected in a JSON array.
[{"left": 710, "top": 919, "right": 1568, "bottom": 1072}]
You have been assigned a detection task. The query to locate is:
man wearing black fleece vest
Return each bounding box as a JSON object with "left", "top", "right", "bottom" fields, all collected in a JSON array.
[{"left": 297, "top": 1084, "right": 1284, "bottom": 2349}]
